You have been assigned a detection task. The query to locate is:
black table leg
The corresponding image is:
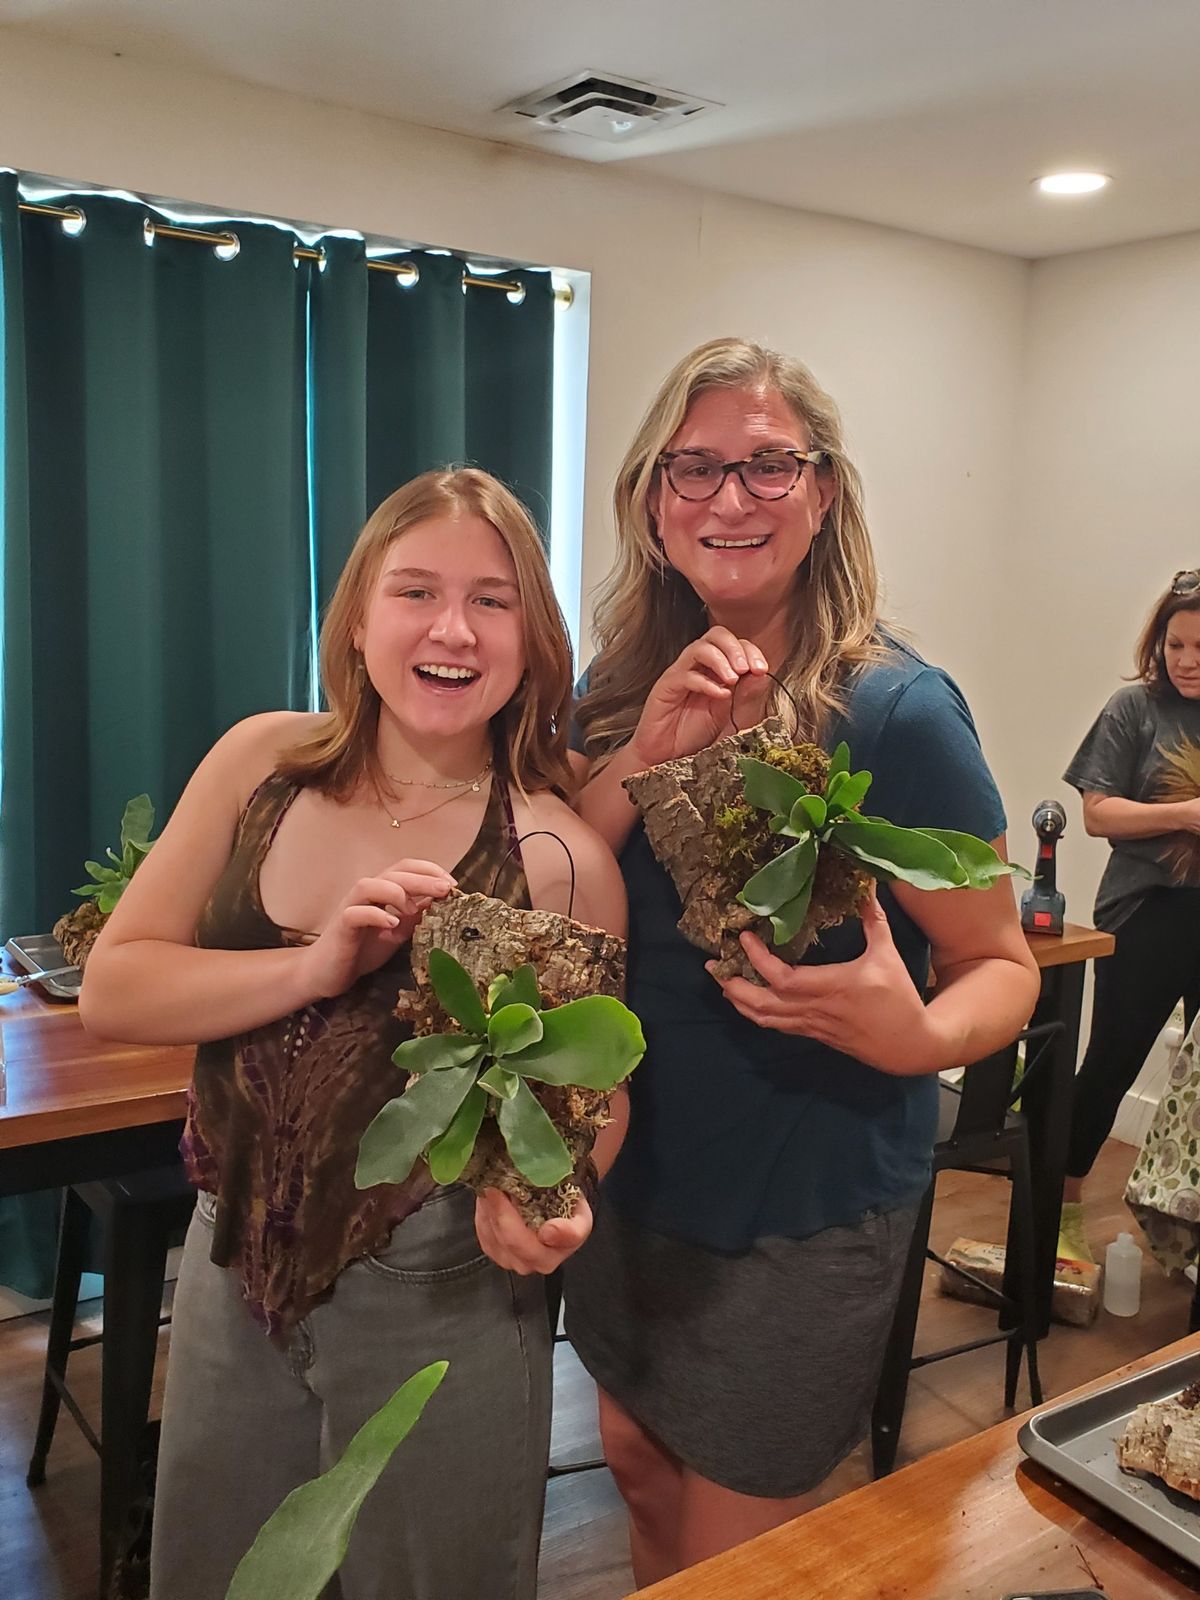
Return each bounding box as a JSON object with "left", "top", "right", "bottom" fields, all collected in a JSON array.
[
  {"left": 97, "top": 1197, "right": 173, "bottom": 1598},
  {"left": 1011, "top": 961, "right": 1085, "bottom": 1340},
  {"left": 26, "top": 1186, "right": 91, "bottom": 1486}
]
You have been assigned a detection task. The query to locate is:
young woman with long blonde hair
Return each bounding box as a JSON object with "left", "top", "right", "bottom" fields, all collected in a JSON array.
[{"left": 82, "top": 468, "right": 627, "bottom": 1600}]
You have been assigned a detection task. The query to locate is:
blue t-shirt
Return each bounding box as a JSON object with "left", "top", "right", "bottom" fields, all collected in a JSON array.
[{"left": 575, "top": 641, "right": 1007, "bottom": 1251}]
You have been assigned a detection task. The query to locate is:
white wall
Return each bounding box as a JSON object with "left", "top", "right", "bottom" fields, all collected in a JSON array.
[
  {"left": 1004, "top": 231, "right": 1200, "bottom": 926},
  {"left": 0, "top": 27, "right": 1027, "bottom": 771},
  {"left": 8, "top": 29, "right": 1200, "bottom": 1113}
]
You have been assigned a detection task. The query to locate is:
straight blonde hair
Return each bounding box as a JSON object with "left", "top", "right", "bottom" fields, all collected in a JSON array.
[
  {"left": 279, "top": 469, "right": 574, "bottom": 797},
  {"left": 577, "top": 337, "right": 890, "bottom": 758}
]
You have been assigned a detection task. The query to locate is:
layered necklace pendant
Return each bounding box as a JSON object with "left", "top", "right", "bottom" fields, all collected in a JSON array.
[{"left": 376, "top": 757, "right": 493, "bottom": 829}]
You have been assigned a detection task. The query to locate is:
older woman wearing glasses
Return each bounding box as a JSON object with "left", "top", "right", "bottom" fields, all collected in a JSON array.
[
  {"left": 1058, "top": 571, "right": 1200, "bottom": 1264},
  {"left": 563, "top": 337, "right": 1039, "bottom": 1581}
]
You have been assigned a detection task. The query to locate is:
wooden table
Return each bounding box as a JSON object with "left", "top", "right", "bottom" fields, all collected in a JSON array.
[
  {"left": 636, "top": 1335, "right": 1200, "bottom": 1598},
  {"left": 0, "top": 953, "right": 191, "bottom": 1198},
  {"left": 0, "top": 924, "right": 1112, "bottom": 1274},
  {"left": 1012, "top": 922, "right": 1115, "bottom": 1339},
  {"left": 1, "top": 954, "right": 194, "bottom": 1593}
]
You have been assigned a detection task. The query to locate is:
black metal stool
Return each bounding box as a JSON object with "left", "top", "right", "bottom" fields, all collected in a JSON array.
[
  {"left": 545, "top": 1268, "right": 605, "bottom": 1480},
  {"left": 870, "top": 1024, "right": 1060, "bottom": 1478},
  {"left": 26, "top": 1164, "right": 195, "bottom": 1598}
]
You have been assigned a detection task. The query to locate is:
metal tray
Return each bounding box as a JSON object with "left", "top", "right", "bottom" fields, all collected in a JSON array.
[
  {"left": 4, "top": 934, "right": 82, "bottom": 1001},
  {"left": 1018, "top": 1350, "right": 1200, "bottom": 1568}
]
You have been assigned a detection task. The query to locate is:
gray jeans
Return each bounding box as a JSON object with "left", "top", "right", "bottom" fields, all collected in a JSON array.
[{"left": 150, "top": 1186, "right": 552, "bottom": 1600}]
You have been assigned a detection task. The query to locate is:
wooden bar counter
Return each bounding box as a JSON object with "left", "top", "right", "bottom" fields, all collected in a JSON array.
[
  {"left": 0, "top": 952, "right": 191, "bottom": 1195},
  {"left": 636, "top": 1336, "right": 1200, "bottom": 1599}
]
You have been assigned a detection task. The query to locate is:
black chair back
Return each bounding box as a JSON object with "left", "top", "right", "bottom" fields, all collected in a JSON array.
[
  {"left": 946, "top": 1041, "right": 1021, "bottom": 1144},
  {"left": 942, "top": 1021, "right": 1064, "bottom": 1148}
]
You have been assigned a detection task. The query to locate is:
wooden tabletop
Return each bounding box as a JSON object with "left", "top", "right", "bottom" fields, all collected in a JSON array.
[
  {"left": 635, "top": 1336, "right": 1200, "bottom": 1599},
  {"left": 1026, "top": 919, "right": 1115, "bottom": 970},
  {"left": 0, "top": 919, "right": 1114, "bottom": 1156},
  {"left": 0, "top": 954, "right": 190, "bottom": 1150}
]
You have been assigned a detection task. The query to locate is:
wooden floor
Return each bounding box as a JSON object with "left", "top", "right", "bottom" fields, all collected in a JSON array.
[{"left": 2, "top": 1138, "right": 1194, "bottom": 1600}]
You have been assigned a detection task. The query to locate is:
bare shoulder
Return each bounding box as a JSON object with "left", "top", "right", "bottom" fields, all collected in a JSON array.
[
  {"left": 513, "top": 789, "right": 627, "bottom": 938},
  {"left": 96, "top": 711, "right": 327, "bottom": 947},
  {"left": 517, "top": 789, "right": 614, "bottom": 869},
  {"left": 206, "top": 711, "right": 325, "bottom": 804}
]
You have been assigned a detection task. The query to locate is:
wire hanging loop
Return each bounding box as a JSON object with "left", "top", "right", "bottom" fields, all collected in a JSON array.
[
  {"left": 488, "top": 830, "right": 577, "bottom": 923},
  {"left": 727, "top": 670, "right": 800, "bottom": 736}
]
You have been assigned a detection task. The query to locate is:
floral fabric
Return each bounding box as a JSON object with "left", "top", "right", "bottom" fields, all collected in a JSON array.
[{"left": 1125, "top": 1016, "right": 1200, "bottom": 1273}]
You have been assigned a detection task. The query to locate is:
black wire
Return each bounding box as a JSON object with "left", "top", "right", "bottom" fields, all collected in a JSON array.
[
  {"left": 727, "top": 669, "right": 800, "bottom": 734},
  {"left": 488, "top": 830, "right": 577, "bottom": 921}
]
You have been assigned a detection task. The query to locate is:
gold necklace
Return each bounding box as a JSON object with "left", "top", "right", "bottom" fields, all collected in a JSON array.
[
  {"left": 382, "top": 757, "right": 493, "bottom": 793},
  {"left": 373, "top": 773, "right": 492, "bottom": 829}
]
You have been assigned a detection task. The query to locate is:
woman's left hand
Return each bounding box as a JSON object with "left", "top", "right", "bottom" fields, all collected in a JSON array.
[
  {"left": 474, "top": 1188, "right": 593, "bottom": 1275},
  {"left": 708, "top": 892, "right": 948, "bottom": 1076}
]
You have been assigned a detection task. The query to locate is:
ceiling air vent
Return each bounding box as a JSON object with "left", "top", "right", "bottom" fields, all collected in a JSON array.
[{"left": 503, "top": 71, "right": 719, "bottom": 143}]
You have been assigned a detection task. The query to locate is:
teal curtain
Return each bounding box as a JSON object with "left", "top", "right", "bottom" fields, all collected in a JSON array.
[
  {"left": 320, "top": 250, "right": 556, "bottom": 597},
  {"left": 308, "top": 244, "right": 556, "bottom": 619},
  {"left": 0, "top": 185, "right": 558, "bottom": 1297},
  {"left": 1, "top": 175, "right": 34, "bottom": 945},
  {"left": 1, "top": 183, "right": 310, "bottom": 937},
  {"left": 308, "top": 233, "right": 369, "bottom": 610}
]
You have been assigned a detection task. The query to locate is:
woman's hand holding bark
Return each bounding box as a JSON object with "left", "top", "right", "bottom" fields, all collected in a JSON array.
[
  {"left": 708, "top": 892, "right": 954, "bottom": 1076},
  {"left": 630, "top": 627, "right": 773, "bottom": 767},
  {"left": 298, "top": 860, "right": 457, "bottom": 1000},
  {"left": 473, "top": 1189, "right": 593, "bottom": 1274}
]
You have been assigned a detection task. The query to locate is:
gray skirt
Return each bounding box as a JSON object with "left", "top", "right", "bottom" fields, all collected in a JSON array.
[{"left": 563, "top": 1196, "right": 918, "bottom": 1498}]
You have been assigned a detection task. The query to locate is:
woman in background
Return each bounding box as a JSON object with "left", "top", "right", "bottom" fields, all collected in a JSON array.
[{"left": 1059, "top": 570, "right": 1200, "bottom": 1263}]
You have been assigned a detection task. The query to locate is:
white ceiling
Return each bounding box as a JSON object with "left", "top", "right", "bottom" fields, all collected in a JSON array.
[{"left": 5, "top": 0, "right": 1200, "bottom": 258}]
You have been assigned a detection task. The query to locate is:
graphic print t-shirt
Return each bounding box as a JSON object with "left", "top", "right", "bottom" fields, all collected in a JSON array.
[{"left": 1064, "top": 683, "right": 1200, "bottom": 930}]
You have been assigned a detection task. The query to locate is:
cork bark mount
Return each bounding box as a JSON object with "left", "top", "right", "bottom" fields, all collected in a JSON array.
[
  {"left": 624, "top": 718, "right": 871, "bottom": 983},
  {"left": 394, "top": 892, "right": 630, "bottom": 1227}
]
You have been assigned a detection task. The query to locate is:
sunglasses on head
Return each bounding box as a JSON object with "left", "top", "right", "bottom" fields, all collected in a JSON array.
[{"left": 1172, "top": 570, "right": 1200, "bottom": 595}]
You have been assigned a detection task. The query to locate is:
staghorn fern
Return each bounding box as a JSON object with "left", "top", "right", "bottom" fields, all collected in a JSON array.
[
  {"left": 70, "top": 793, "right": 157, "bottom": 914},
  {"left": 736, "top": 741, "right": 1028, "bottom": 945},
  {"left": 356, "top": 949, "right": 644, "bottom": 1193}
]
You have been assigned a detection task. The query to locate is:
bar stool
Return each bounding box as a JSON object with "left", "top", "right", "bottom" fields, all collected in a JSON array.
[
  {"left": 870, "top": 1024, "right": 1060, "bottom": 1477},
  {"left": 545, "top": 1269, "right": 605, "bottom": 1480},
  {"left": 26, "top": 1164, "right": 195, "bottom": 1599}
]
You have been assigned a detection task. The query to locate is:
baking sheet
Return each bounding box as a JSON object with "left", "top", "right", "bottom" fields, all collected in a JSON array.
[
  {"left": 1018, "top": 1350, "right": 1200, "bottom": 1568},
  {"left": 3, "top": 935, "right": 81, "bottom": 1001}
]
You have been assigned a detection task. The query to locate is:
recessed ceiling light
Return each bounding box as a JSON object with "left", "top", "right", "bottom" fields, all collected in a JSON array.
[{"left": 1034, "top": 171, "right": 1111, "bottom": 196}]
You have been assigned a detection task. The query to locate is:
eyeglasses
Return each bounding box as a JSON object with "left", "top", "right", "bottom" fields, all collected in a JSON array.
[
  {"left": 657, "top": 448, "right": 829, "bottom": 502},
  {"left": 1172, "top": 570, "right": 1200, "bottom": 595}
]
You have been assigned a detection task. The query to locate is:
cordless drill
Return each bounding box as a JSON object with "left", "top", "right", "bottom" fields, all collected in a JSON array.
[{"left": 1020, "top": 800, "right": 1067, "bottom": 936}]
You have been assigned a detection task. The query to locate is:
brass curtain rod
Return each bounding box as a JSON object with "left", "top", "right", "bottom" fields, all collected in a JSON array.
[{"left": 17, "top": 202, "right": 574, "bottom": 307}]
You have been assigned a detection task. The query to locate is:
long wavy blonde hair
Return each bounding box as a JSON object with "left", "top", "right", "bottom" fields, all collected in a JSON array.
[
  {"left": 577, "top": 337, "right": 889, "bottom": 758},
  {"left": 279, "top": 468, "right": 573, "bottom": 797}
]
